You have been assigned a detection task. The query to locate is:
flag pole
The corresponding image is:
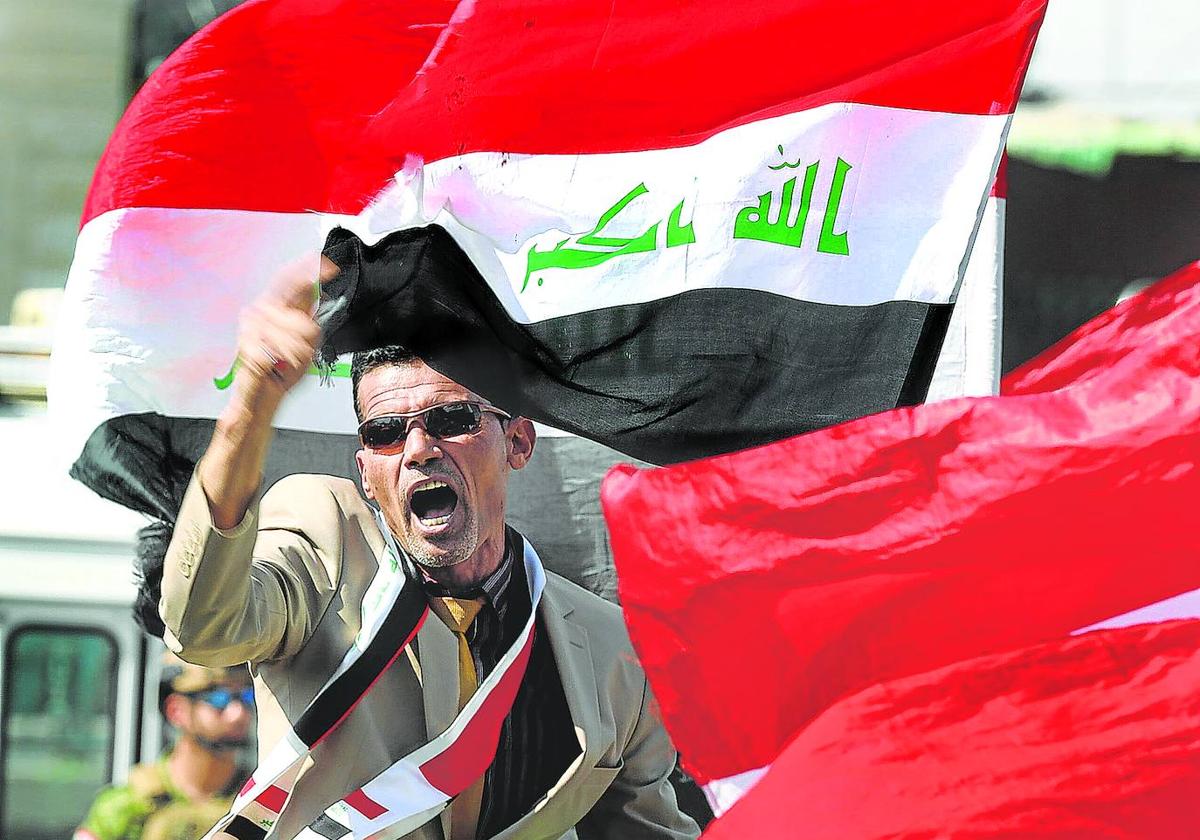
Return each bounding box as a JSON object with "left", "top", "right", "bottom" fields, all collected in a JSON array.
[{"left": 927, "top": 150, "right": 1008, "bottom": 401}]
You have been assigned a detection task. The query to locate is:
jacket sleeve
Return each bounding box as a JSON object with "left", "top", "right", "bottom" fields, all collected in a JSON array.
[
  {"left": 159, "top": 467, "right": 346, "bottom": 666},
  {"left": 577, "top": 677, "right": 702, "bottom": 840}
]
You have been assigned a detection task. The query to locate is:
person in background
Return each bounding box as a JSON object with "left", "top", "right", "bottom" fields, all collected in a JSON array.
[{"left": 74, "top": 655, "right": 254, "bottom": 840}]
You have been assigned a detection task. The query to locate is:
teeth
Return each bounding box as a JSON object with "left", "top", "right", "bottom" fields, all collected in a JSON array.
[{"left": 413, "top": 482, "right": 454, "bottom": 527}]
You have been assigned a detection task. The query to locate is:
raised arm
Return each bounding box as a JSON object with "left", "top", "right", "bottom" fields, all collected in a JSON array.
[
  {"left": 160, "top": 257, "right": 336, "bottom": 665},
  {"left": 201, "top": 256, "right": 332, "bottom": 529}
]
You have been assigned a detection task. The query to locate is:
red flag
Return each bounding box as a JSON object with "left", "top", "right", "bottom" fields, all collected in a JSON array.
[
  {"left": 704, "top": 619, "right": 1200, "bottom": 840},
  {"left": 600, "top": 260, "right": 1200, "bottom": 794}
]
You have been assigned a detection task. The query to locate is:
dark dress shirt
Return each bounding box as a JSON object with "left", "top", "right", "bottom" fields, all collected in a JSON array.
[{"left": 419, "top": 529, "right": 581, "bottom": 839}]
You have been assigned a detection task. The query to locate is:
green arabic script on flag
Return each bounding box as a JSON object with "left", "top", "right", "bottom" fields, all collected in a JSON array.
[
  {"left": 522, "top": 182, "right": 695, "bottom": 291},
  {"left": 734, "top": 154, "right": 853, "bottom": 255},
  {"left": 522, "top": 149, "right": 855, "bottom": 293}
]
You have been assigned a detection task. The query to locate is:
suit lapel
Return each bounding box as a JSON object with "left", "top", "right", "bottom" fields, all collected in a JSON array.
[{"left": 539, "top": 581, "right": 603, "bottom": 770}]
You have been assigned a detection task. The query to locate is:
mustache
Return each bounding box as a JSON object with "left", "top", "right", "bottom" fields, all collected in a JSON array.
[{"left": 194, "top": 734, "right": 252, "bottom": 752}]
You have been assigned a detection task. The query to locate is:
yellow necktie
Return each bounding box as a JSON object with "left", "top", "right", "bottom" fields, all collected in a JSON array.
[{"left": 428, "top": 596, "right": 487, "bottom": 840}]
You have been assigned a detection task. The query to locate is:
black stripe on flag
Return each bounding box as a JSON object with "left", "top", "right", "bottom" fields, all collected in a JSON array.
[
  {"left": 68, "top": 225, "right": 952, "bottom": 640},
  {"left": 307, "top": 814, "right": 351, "bottom": 839},
  {"left": 318, "top": 225, "right": 952, "bottom": 466},
  {"left": 223, "top": 816, "right": 267, "bottom": 840},
  {"left": 68, "top": 413, "right": 363, "bottom": 636}
]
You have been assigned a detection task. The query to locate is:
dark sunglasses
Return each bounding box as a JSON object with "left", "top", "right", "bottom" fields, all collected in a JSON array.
[
  {"left": 359, "top": 401, "right": 511, "bottom": 450},
  {"left": 187, "top": 687, "right": 255, "bottom": 711}
]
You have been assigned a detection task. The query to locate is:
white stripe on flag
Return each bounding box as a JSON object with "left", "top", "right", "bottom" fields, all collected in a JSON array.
[
  {"left": 701, "top": 766, "right": 770, "bottom": 817},
  {"left": 365, "top": 104, "right": 1009, "bottom": 317},
  {"left": 1073, "top": 589, "right": 1200, "bottom": 635},
  {"left": 52, "top": 104, "right": 1005, "bottom": 458},
  {"left": 51, "top": 108, "right": 1003, "bottom": 463}
]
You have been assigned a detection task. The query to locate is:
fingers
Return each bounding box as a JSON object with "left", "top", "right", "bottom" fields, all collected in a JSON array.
[
  {"left": 243, "top": 303, "right": 319, "bottom": 355},
  {"left": 268, "top": 252, "right": 338, "bottom": 312},
  {"left": 257, "top": 302, "right": 321, "bottom": 347},
  {"left": 237, "top": 302, "right": 322, "bottom": 397},
  {"left": 230, "top": 252, "right": 337, "bottom": 401}
]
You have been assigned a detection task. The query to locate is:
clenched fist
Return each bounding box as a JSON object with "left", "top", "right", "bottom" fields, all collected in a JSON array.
[
  {"left": 202, "top": 254, "right": 339, "bottom": 529},
  {"left": 234, "top": 255, "right": 338, "bottom": 403}
]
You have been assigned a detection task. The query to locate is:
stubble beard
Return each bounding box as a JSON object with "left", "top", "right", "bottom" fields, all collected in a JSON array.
[{"left": 400, "top": 506, "right": 480, "bottom": 568}]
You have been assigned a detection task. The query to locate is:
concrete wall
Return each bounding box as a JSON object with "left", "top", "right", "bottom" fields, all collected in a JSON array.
[{"left": 0, "top": 0, "right": 128, "bottom": 323}]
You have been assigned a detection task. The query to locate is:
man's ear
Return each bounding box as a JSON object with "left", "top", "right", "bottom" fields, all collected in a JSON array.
[
  {"left": 163, "top": 693, "right": 189, "bottom": 730},
  {"left": 506, "top": 417, "right": 536, "bottom": 470},
  {"left": 355, "top": 449, "right": 376, "bottom": 500}
]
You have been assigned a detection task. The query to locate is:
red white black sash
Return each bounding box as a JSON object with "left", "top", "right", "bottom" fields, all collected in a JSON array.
[{"left": 207, "top": 514, "right": 544, "bottom": 840}]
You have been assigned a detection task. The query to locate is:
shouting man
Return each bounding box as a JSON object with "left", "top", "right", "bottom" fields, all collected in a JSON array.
[{"left": 160, "top": 259, "right": 699, "bottom": 840}]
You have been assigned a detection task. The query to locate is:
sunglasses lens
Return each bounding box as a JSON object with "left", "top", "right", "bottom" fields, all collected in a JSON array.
[
  {"left": 200, "top": 688, "right": 232, "bottom": 710},
  {"left": 360, "top": 404, "right": 490, "bottom": 448},
  {"left": 193, "top": 687, "right": 253, "bottom": 710},
  {"left": 424, "top": 403, "right": 483, "bottom": 438},
  {"left": 361, "top": 416, "right": 407, "bottom": 449}
]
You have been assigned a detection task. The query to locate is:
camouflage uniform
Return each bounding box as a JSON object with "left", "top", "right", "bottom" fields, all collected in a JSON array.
[
  {"left": 73, "top": 753, "right": 237, "bottom": 840},
  {"left": 75, "top": 656, "right": 252, "bottom": 840}
]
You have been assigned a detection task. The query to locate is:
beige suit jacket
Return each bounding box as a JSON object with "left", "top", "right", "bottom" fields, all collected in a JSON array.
[{"left": 161, "top": 471, "right": 699, "bottom": 840}]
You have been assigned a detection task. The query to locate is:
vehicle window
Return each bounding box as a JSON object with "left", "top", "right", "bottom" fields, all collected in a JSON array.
[{"left": 1, "top": 626, "right": 118, "bottom": 840}]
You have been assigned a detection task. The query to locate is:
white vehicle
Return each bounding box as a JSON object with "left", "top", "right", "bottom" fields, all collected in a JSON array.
[{"left": 0, "top": 330, "right": 164, "bottom": 839}]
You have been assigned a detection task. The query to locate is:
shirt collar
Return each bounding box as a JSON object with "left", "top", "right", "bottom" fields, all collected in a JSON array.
[
  {"left": 416, "top": 539, "right": 515, "bottom": 611},
  {"left": 476, "top": 545, "right": 514, "bottom": 608}
]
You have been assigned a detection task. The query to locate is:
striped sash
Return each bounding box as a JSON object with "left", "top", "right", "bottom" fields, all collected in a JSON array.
[{"left": 208, "top": 513, "right": 545, "bottom": 840}]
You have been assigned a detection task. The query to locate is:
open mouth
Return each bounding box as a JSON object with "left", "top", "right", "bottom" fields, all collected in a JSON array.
[{"left": 410, "top": 480, "right": 459, "bottom": 527}]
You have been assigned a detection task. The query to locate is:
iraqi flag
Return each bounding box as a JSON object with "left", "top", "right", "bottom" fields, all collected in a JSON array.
[
  {"left": 50, "top": 0, "right": 1045, "bottom": 612},
  {"left": 599, "top": 259, "right": 1200, "bottom": 825}
]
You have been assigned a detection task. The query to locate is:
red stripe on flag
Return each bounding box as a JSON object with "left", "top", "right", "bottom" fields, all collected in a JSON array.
[
  {"left": 602, "top": 260, "right": 1200, "bottom": 784},
  {"left": 83, "top": 0, "right": 1046, "bottom": 222},
  {"left": 344, "top": 789, "right": 388, "bottom": 820},
  {"left": 703, "top": 620, "right": 1200, "bottom": 840},
  {"left": 991, "top": 151, "right": 1009, "bottom": 198},
  {"left": 255, "top": 785, "right": 289, "bottom": 814},
  {"left": 419, "top": 627, "right": 536, "bottom": 795}
]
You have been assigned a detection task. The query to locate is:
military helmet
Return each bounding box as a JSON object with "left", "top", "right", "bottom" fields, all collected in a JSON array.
[{"left": 159, "top": 652, "right": 251, "bottom": 707}]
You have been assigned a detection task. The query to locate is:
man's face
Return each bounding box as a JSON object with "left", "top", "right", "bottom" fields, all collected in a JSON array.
[
  {"left": 354, "top": 361, "right": 534, "bottom": 570},
  {"left": 172, "top": 684, "right": 253, "bottom": 747}
]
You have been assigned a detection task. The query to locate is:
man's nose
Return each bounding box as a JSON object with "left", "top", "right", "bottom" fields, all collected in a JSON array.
[
  {"left": 403, "top": 424, "right": 442, "bottom": 466},
  {"left": 227, "top": 700, "right": 252, "bottom": 721}
]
